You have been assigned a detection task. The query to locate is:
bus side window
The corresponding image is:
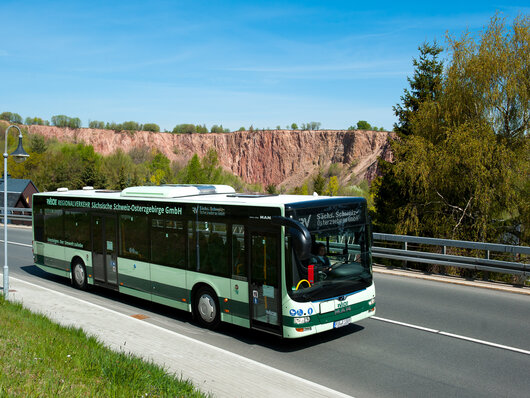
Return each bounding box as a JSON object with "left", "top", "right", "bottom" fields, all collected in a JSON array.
[
  {"left": 151, "top": 218, "right": 185, "bottom": 269},
  {"left": 208, "top": 223, "right": 229, "bottom": 277},
  {"left": 44, "top": 208, "right": 64, "bottom": 245},
  {"left": 232, "top": 224, "right": 246, "bottom": 280},
  {"left": 64, "top": 211, "right": 90, "bottom": 249},
  {"left": 33, "top": 201, "right": 45, "bottom": 242},
  {"left": 119, "top": 215, "right": 149, "bottom": 261}
]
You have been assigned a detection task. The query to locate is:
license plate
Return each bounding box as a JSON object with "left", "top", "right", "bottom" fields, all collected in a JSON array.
[{"left": 333, "top": 318, "right": 351, "bottom": 328}]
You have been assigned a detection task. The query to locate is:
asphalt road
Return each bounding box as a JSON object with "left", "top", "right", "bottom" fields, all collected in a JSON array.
[{"left": 3, "top": 226, "right": 530, "bottom": 397}]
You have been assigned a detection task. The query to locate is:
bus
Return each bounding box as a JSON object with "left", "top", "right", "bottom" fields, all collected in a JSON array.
[{"left": 32, "top": 184, "right": 375, "bottom": 338}]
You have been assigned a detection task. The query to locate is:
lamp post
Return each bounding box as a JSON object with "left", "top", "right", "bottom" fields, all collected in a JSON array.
[{"left": 3, "top": 125, "right": 30, "bottom": 299}]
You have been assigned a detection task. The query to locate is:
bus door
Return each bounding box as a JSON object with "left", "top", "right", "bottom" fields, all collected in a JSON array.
[
  {"left": 92, "top": 214, "right": 118, "bottom": 288},
  {"left": 249, "top": 230, "right": 281, "bottom": 334}
]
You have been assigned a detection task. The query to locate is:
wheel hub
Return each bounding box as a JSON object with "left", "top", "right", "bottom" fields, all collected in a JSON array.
[
  {"left": 74, "top": 264, "right": 85, "bottom": 285},
  {"left": 198, "top": 294, "right": 216, "bottom": 323}
]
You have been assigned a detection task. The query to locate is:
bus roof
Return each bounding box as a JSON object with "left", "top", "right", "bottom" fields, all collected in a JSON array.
[{"left": 34, "top": 185, "right": 366, "bottom": 207}]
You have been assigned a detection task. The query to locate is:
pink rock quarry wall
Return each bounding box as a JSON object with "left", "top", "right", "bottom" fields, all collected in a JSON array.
[{"left": 27, "top": 126, "right": 394, "bottom": 189}]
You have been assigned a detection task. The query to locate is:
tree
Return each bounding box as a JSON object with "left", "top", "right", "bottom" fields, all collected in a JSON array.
[
  {"left": 312, "top": 171, "right": 326, "bottom": 195},
  {"left": 28, "top": 134, "right": 48, "bottom": 154},
  {"left": 266, "top": 184, "right": 277, "bottom": 194},
  {"left": 89, "top": 120, "right": 104, "bottom": 129},
  {"left": 309, "top": 121, "right": 321, "bottom": 130},
  {"left": 148, "top": 151, "right": 171, "bottom": 184},
  {"left": 356, "top": 120, "right": 372, "bottom": 130},
  {"left": 373, "top": 14, "right": 530, "bottom": 245},
  {"left": 68, "top": 117, "right": 81, "bottom": 129},
  {"left": 122, "top": 121, "right": 141, "bottom": 131},
  {"left": 196, "top": 124, "right": 208, "bottom": 134},
  {"left": 142, "top": 123, "right": 160, "bottom": 132},
  {"left": 51, "top": 115, "right": 67, "bottom": 127},
  {"left": 325, "top": 176, "right": 339, "bottom": 196},
  {"left": 0, "top": 112, "right": 12, "bottom": 121},
  {"left": 51, "top": 115, "right": 81, "bottom": 128},
  {"left": 393, "top": 41, "right": 443, "bottom": 137},
  {"left": 105, "top": 122, "right": 122, "bottom": 131},
  {"left": 291, "top": 123, "right": 298, "bottom": 130},
  {"left": 172, "top": 124, "right": 196, "bottom": 134},
  {"left": 25, "top": 116, "right": 47, "bottom": 125},
  {"left": 181, "top": 154, "right": 203, "bottom": 183},
  {"left": 0, "top": 112, "right": 22, "bottom": 124},
  {"left": 102, "top": 149, "right": 136, "bottom": 189},
  {"left": 210, "top": 124, "right": 225, "bottom": 133}
]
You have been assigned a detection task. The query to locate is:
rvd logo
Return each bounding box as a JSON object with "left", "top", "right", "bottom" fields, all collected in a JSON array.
[
  {"left": 337, "top": 301, "right": 349, "bottom": 308},
  {"left": 298, "top": 215, "right": 311, "bottom": 228}
]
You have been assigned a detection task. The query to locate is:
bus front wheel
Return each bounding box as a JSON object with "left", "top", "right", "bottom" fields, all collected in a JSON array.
[
  {"left": 72, "top": 260, "right": 88, "bottom": 290},
  {"left": 194, "top": 286, "right": 220, "bottom": 330}
]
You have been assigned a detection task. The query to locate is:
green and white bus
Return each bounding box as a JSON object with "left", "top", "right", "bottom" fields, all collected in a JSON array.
[{"left": 32, "top": 184, "right": 375, "bottom": 338}]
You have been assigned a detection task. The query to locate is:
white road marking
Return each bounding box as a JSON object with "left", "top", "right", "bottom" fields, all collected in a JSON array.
[
  {"left": 0, "top": 239, "right": 32, "bottom": 247},
  {"left": 371, "top": 316, "right": 530, "bottom": 356}
]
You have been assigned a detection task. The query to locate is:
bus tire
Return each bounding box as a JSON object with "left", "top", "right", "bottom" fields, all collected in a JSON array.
[
  {"left": 194, "top": 286, "right": 220, "bottom": 330},
  {"left": 72, "top": 260, "right": 88, "bottom": 290}
]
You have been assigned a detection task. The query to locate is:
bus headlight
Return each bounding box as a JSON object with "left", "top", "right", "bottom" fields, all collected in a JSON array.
[{"left": 293, "top": 316, "right": 311, "bottom": 325}]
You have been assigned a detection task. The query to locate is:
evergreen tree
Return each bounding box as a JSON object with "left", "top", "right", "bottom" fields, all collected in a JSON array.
[
  {"left": 393, "top": 42, "right": 443, "bottom": 137},
  {"left": 312, "top": 171, "right": 326, "bottom": 195}
]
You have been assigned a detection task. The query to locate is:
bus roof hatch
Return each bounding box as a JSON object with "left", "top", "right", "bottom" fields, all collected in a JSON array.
[{"left": 120, "top": 184, "right": 236, "bottom": 198}]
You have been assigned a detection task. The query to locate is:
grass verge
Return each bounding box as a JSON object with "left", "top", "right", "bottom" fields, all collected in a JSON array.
[{"left": 0, "top": 296, "right": 206, "bottom": 397}]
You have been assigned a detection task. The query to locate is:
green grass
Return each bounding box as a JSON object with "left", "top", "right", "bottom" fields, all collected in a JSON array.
[{"left": 0, "top": 297, "right": 207, "bottom": 397}]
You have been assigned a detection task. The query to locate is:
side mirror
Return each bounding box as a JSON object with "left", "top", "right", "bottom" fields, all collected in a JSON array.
[
  {"left": 289, "top": 226, "right": 312, "bottom": 261},
  {"left": 272, "top": 216, "right": 312, "bottom": 261}
]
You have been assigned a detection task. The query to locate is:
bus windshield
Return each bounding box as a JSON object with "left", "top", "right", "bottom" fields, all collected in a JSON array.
[{"left": 286, "top": 224, "right": 372, "bottom": 302}]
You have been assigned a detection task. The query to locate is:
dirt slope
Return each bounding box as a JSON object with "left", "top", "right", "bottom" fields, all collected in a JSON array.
[{"left": 27, "top": 126, "right": 394, "bottom": 189}]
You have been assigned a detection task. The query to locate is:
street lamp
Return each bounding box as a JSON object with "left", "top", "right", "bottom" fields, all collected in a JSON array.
[{"left": 3, "top": 125, "right": 30, "bottom": 299}]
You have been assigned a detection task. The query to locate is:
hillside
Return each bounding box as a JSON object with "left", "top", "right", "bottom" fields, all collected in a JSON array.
[{"left": 27, "top": 125, "right": 394, "bottom": 189}]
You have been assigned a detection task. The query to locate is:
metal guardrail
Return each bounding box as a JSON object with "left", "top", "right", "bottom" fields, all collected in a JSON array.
[
  {"left": 0, "top": 207, "right": 32, "bottom": 223},
  {"left": 372, "top": 233, "right": 530, "bottom": 277}
]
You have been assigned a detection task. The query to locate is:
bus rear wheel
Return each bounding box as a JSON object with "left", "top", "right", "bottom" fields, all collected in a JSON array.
[
  {"left": 72, "top": 260, "right": 88, "bottom": 290},
  {"left": 194, "top": 286, "right": 220, "bottom": 330}
]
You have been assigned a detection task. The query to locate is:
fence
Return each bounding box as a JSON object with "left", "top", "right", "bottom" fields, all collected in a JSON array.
[
  {"left": 372, "top": 233, "right": 529, "bottom": 277},
  {"left": 0, "top": 207, "right": 32, "bottom": 224}
]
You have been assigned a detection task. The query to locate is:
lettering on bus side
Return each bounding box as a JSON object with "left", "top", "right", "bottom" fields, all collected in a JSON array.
[{"left": 46, "top": 198, "right": 57, "bottom": 206}]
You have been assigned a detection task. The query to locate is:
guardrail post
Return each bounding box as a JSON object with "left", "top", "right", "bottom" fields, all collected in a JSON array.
[
  {"left": 403, "top": 241, "right": 408, "bottom": 269},
  {"left": 483, "top": 250, "right": 491, "bottom": 281}
]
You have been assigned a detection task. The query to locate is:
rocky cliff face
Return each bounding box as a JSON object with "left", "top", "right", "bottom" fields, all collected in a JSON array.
[{"left": 27, "top": 125, "right": 394, "bottom": 189}]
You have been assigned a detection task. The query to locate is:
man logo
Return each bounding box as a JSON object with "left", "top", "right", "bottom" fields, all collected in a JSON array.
[{"left": 299, "top": 215, "right": 311, "bottom": 228}]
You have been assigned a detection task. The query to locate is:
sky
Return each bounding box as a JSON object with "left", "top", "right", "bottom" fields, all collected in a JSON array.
[{"left": 1, "top": 1, "right": 528, "bottom": 132}]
